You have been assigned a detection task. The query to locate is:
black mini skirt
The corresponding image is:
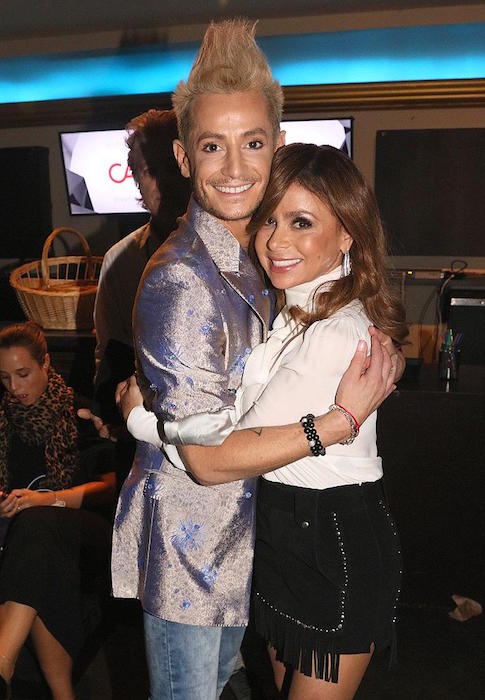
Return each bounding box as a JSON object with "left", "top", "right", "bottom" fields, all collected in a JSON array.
[{"left": 251, "top": 477, "right": 402, "bottom": 683}]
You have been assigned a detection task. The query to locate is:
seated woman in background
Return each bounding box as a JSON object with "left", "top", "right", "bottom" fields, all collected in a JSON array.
[{"left": 0, "top": 321, "right": 115, "bottom": 700}]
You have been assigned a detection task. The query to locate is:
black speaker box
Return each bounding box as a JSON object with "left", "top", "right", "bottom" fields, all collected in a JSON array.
[
  {"left": 0, "top": 146, "right": 52, "bottom": 260},
  {"left": 0, "top": 269, "right": 25, "bottom": 321},
  {"left": 447, "top": 293, "right": 485, "bottom": 365}
]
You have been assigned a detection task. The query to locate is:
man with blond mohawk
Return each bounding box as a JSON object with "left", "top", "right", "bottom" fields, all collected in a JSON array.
[{"left": 112, "top": 19, "right": 398, "bottom": 700}]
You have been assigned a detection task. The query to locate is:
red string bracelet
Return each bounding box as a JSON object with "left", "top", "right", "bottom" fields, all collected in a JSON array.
[
  {"left": 328, "top": 403, "right": 360, "bottom": 445},
  {"left": 334, "top": 404, "right": 360, "bottom": 433}
]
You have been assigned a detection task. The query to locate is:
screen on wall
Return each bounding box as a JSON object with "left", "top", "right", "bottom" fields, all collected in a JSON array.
[
  {"left": 282, "top": 118, "right": 352, "bottom": 155},
  {"left": 375, "top": 128, "right": 485, "bottom": 257},
  {"left": 59, "top": 118, "right": 353, "bottom": 216},
  {"left": 60, "top": 130, "right": 144, "bottom": 215}
]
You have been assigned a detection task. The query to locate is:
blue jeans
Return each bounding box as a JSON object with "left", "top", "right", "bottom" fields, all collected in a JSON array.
[{"left": 143, "top": 612, "right": 246, "bottom": 700}]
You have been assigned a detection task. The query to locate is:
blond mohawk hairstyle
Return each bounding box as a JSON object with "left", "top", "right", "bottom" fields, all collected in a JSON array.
[{"left": 172, "top": 18, "right": 283, "bottom": 147}]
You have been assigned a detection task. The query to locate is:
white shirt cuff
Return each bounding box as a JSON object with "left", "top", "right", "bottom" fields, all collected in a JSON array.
[
  {"left": 164, "top": 406, "right": 237, "bottom": 446},
  {"left": 126, "top": 405, "right": 163, "bottom": 448}
]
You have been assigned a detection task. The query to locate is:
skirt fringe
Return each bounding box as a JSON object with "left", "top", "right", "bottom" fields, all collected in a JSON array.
[{"left": 252, "top": 589, "right": 341, "bottom": 683}]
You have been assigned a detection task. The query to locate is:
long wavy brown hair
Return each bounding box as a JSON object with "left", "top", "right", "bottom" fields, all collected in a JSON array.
[{"left": 248, "top": 143, "right": 408, "bottom": 345}]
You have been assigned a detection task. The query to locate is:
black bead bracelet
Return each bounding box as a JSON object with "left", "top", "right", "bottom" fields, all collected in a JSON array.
[{"left": 300, "top": 413, "right": 326, "bottom": 457}]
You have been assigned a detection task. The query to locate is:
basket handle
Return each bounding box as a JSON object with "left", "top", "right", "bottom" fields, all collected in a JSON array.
[{"left": 41, "top": 227, "right": 94, "bottom": 288}]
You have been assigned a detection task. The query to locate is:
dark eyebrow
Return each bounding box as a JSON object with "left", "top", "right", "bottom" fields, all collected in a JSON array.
[
  {"left": 244, "top": 128, "right": 269, "bottom": 138},
  {"left": 285, "top": 209, "right": 315, "bottom": 218},
  {"left": 196, "top": 127, "right": 270, "bottom": 144},
  {"left": 197, "top": 131, "right": 224, "bottom": 143}
]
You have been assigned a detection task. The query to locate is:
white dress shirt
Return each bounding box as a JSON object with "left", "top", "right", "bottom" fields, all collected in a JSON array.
[{"left": 234, "top": 267, "right": 382, "bottom": 488}]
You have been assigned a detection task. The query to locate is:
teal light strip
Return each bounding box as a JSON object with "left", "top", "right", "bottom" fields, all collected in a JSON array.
[{"left": 0, "top": 22, "right": 484, "bottom": 105}]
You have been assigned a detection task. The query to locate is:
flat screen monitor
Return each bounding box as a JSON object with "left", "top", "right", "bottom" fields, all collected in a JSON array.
[
  {"left": 375, "top": 128, "right": 485, "bottom": 259},
  {"left": 60, "top": 130, "right": 144, "bottom": 215},
  {"left": 282, "top": 117, "right": 352, "bottom": 156},
  {"left": 60, "top": 117, "right": 353, "bottom": 216}
]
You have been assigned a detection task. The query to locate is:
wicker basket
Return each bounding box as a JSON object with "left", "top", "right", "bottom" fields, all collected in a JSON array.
[{"left": 9, "top": 227, "right": 103, "bottom": 330}]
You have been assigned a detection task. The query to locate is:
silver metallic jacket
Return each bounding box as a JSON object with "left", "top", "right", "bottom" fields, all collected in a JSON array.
[{"left": 111, "top": 199, "right": 273, "bottom": 626}]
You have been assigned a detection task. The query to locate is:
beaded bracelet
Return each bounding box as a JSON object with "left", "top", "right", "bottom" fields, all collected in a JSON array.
[
  {"left": 328, "top": 403, "right": 360, "bottom": 445},
  {"left": 300, "top": 414, "right": 326, "bottom": 456}
]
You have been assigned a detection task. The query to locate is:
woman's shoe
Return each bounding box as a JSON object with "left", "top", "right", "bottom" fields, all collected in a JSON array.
[{"left": 0, "top": 675, "right": 11, "bottom": 700}]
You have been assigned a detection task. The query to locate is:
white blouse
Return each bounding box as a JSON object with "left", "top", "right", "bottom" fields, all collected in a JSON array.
[
  {"left": 233, "top": 267, "right": 382, "bottom": 488},
  {"left": 128, "top": 266, "right": 383, "bottom": 489}
]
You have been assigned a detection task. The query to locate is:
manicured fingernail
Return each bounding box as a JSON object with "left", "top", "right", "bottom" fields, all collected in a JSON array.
[{"left": 358, "top": 340, "right": 366, "bottom": 351}]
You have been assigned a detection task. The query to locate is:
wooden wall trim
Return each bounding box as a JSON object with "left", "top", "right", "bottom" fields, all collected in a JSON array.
[
  {"left": 283, "top": 78, "right": 485, "bottom": 112},
  {"left": 1, "top": 78, "right": 485, "bottom": 129},
  {"left": 0, "top": 93, "right": 173, "bottom": 129}
]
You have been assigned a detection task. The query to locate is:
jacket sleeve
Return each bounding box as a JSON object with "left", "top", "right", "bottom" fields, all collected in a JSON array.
[
  {"left": 127, "top": 404, "right": 236, "bottom": 447},
  {"left": 134, "top": 259, "right": 231, "bottom": 421}
]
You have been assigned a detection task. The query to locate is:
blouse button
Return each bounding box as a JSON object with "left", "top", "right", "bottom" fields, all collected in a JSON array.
[
  {"left": 301, "top": 521, "right": 310, "bottom": 529},
  {"left": 262, "top": 288, "right": 269, "bottom": 296},
  {"left": 248, "top": 294, "right": 255, "bottom": 304}
]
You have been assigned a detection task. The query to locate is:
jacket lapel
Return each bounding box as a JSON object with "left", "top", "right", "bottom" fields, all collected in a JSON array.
[
  {"left": 189, "top": 199, "right": 272, "bottom": 339},
  {"left": 222, "top": 255, "right": 272, "bottom": 340}
]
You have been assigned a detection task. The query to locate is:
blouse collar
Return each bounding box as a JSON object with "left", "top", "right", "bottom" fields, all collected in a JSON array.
[{"left": 284, "top": 265, "right": 343, "bottom": 312}]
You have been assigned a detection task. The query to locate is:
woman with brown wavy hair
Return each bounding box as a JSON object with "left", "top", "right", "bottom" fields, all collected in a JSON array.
[
  {"left": 122, "top": 143, "right": 407, "bottom": 699},
  {"left": 249, "top": 143, "right": 406, "bottom": 343}
]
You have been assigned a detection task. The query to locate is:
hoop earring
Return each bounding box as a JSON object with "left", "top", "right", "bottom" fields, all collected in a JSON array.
[{"left": 342, "top": 250, "right": 352, "bottom": 277}]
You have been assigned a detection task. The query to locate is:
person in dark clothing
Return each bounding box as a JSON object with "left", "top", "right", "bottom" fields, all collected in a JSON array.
[
  {"left": 79, "top": 109, "right": 191, "bottom": 489},
  {"left": 91, "top": 109, "right": 191, "bottom": 421},
  {"left": 0, "top": 321, "right": 115, "bottom": 700}
]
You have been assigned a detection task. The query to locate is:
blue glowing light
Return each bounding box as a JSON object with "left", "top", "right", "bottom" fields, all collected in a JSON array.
[{"left": 0, "top": 23, "right": 484, "bottom": 105}]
